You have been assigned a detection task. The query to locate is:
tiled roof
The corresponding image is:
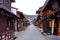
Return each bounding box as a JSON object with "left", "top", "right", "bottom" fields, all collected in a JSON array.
[{"left": 0, "top": 5, "right": 19, "bottom": 19}]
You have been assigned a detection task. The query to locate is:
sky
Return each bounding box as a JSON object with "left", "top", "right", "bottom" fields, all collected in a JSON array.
[{"left": 12, "top": 0, "right": 46, "bottom": 15}]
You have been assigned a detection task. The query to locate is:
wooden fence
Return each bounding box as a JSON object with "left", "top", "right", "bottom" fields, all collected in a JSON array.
[{"left": 0, "top": 30, "right": 14, "bottom": 40}]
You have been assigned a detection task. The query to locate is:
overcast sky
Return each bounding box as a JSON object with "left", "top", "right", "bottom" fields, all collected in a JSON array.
[{"left": 12, "top": 0, "right": 46, "bottom": 15}]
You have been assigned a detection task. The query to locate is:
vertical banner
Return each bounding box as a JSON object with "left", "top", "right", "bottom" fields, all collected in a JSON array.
[{"left": 51, "top": 19, "right": 55, "bottom": 34}]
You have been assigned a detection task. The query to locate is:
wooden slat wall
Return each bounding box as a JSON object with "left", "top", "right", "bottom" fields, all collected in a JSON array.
[{"left": 0, "top": 30, "right": 14, "bottom": 40}]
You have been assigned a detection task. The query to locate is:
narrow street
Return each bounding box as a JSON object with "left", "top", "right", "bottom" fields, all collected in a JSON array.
[
  {"left": 15, "top": 23, "right": 50, "bottom": 40},
  {"left": 0, "top": 0, "right": 60, "bottom": 40}
]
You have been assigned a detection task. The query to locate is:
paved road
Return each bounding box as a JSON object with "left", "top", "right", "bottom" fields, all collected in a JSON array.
[
  {"left": 15, "top": 24, "right": 50, "bottom": 40},
  {"left": 47, "top": 35, "right": 60, "bottom": 40}
]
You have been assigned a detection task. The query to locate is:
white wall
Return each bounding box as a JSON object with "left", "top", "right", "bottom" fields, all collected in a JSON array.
[{"left": 11, "top": 7, "right": 17, "bottom": 15}]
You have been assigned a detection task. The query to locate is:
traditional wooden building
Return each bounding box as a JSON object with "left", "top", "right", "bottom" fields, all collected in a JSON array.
[
  {"left": 0, "top": 0, "right": 19, "bottom": 40},
  {"left": 36, "top": 0, "right": 60, "bottom": 36},
  {"left": 43, "top": 0, "right": 60, "bottom": 36},
  {"left": 17, "top": 11, "right": 30, "bottom": 31},
  {"left": 36, "top": 7, "right": 44, "bottom": 29},
  {"left": 17, "top": 11, "right": 25, "bottom": 32}
]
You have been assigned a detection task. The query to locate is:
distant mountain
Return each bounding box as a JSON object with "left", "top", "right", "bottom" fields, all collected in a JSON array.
[{"left": 24, "top": 14, "right": 37, "bottom": 21}]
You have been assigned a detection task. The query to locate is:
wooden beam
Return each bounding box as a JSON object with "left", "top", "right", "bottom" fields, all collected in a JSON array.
[{"left": 42, "top": 0, "right": 49, "bottom": 11}]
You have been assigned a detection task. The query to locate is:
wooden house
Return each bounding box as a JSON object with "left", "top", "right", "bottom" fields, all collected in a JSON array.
[
  {"left": 17, "top": 11, "right": 30, "bottom": 31},
  {"left": 0, "top": 0, "right": 19, "bottom": 40},
  {"left": 43, "top": 0, "right": 60, "bottom": 36},
  {"left": 36, "top": 0, "right": 60, "bottom": 36},
  {"left": 17, "top": 11, "right": 25, "bottom": 32},
  {"left": 36, "top": 7, "right": 44, "bottom": 31}
]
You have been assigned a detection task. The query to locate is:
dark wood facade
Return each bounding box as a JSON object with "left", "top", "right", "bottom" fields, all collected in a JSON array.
[
  {"left": 17, "top": 11, "right": 30, "bottom": 32},
  {"left": 36, "top": 0, "right": 60, "bottom": 36},
  {"left": 17, "top": 11, "right": 25, "bottom": 32},
  {"left": 0, "top": 1, "right": 18, "bottom": 32},
  {"left": 43, "top": 0, "right": 60, "bottom": 36},
  {"left": 0, "top": 0, "right": 18, "bottom": 40}
]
